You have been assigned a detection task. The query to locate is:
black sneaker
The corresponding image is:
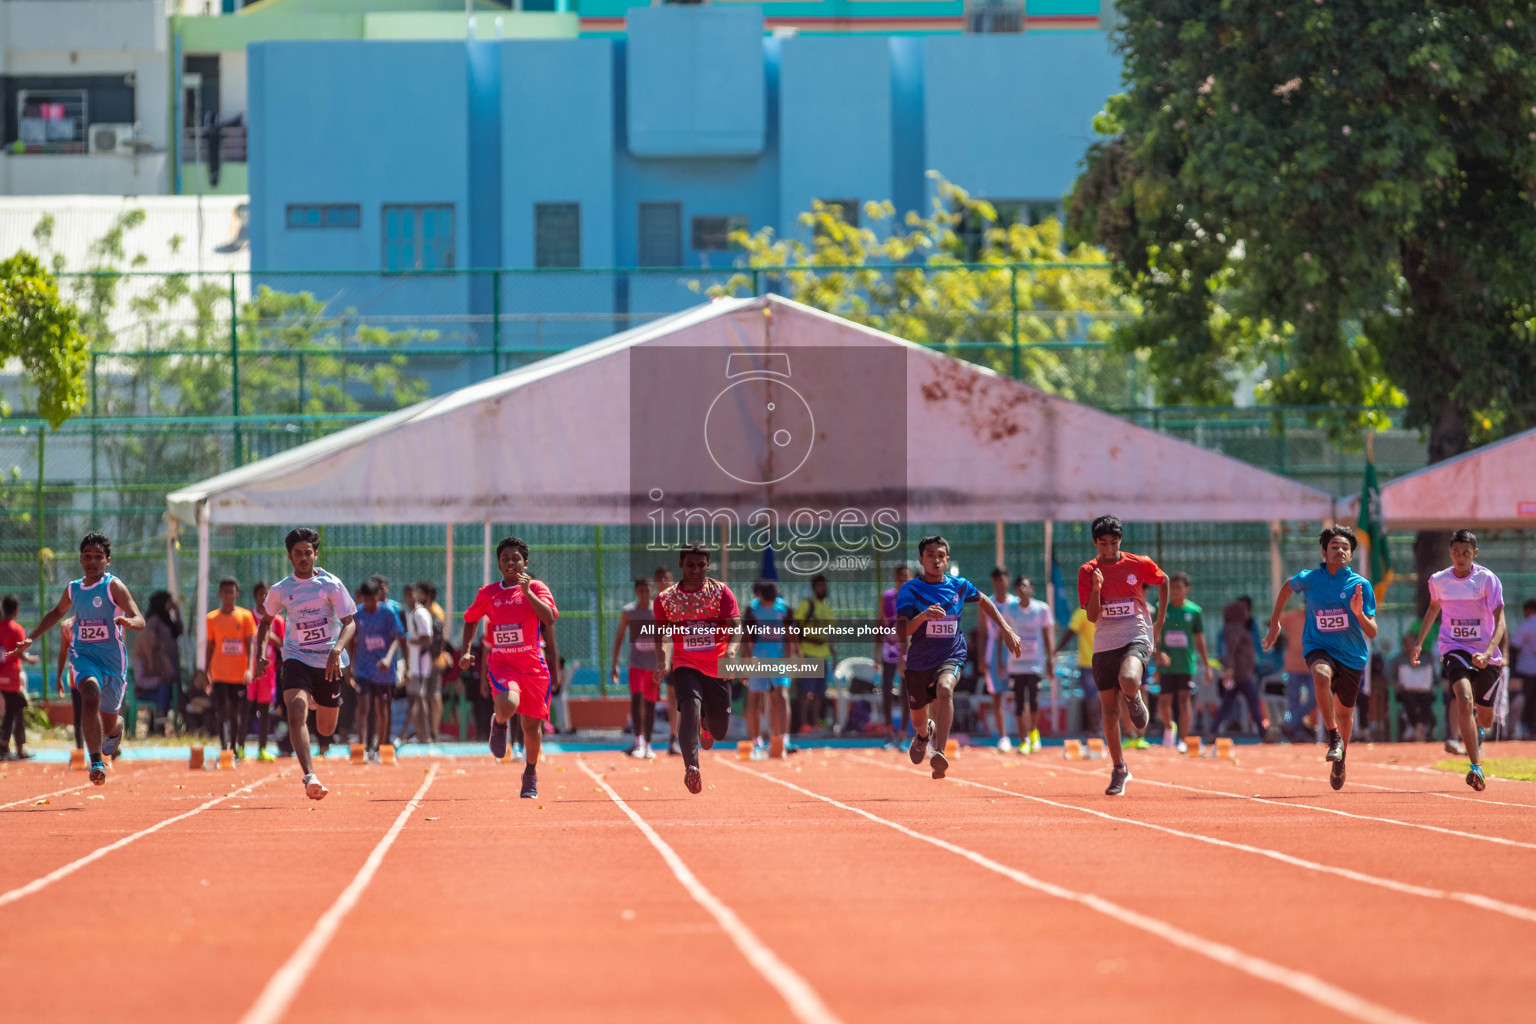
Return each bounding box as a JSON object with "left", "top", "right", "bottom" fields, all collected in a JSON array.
[
  {"left": 668, "top": 737, "right": 682, "bottom": 757},
  {"left": 930, "top": 751, "right": 949, "bottom": 779},
  {"left": 1126, "top": 693, "right": 1150, "bottom": 731},
  {"left": 1325, "top": 731, "right": 1344, "bottom": 762},
  {"left": 1105, "top": 763, "right": 1131, "bottom": 796},
  {"left": 684, "top": 765, "right": 702, "bottom": 794},
  {"left": 1329, "top": 758, "right": 1346, "bottom": 790},
  {"left": 489, "top": 716, "right": 509, "bottom": 760},
  {"left": 909, "top": 719, "right": 934, "bottom": 766},
  {"left": 520, "top": 767, "right": 538, "bottom": 799}
]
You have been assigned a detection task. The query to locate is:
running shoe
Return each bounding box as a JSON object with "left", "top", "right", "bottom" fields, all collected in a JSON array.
[
  {"left": 1105, "top": 763, "right": 1130, "bottom": 796},
  {"left": 909, "top": 720, "right": 934, "bottom": 766},
  {"left": 102, "top": 728, "right": 123, "bottom": 760},
  {"left": 1017, "top": 740, "right": 1031, "bottom": 755},
  {"left": 1126, "top": 693, "right": 1150, "bottom": 730},
  {"left": 488, "top": 716, "right": 509, "bottom": 760},
  {"left": 628, "top": 743, "right": 648, "bottom": 759},
  {"left": 643, "top": 742, "right": 656, "bottom": 760},
  {"left": 303, "top": 773, "right": 329, "bottom": 800},
  {"left": 1444, "top": 738, "right": 1466, "bottom": 756},
  {"left": 1030, "top": 732, "right": 1043, "bottom": 753},
  {"left": 996, "top": 735, "right": 1012, "bottom": 753},
  {"left": 1325, "top": 731, "right": 1345, "bottom": 762},
  {"left": 1466, "top": 764, "right": 1487, "bottom": 792},
  {"left": 520, "top": 767, "right": 538, "bottom": 799},
  {"left": 1176, "top": 740, "right": 1188, "bottom": 754},
  {"left": 1129, "top": 737, "right": 1151, "bottom": 750},
  {"left": 257, "top": 750, "right": 276, "bottom": 762},
  {"left": 930, "top": 751, "right": 949, "bottom": 779},
  {"left": 684, "top": 765, "right": 702, "bottom": 795},
  {"left": 1477, "top": 726, "right": 1487, "bottom": 744},
  {"left": 700, "top": 726, "right": 714, "bottom": 751},
  {"left": 667, "top": 737, "right": 681, "bottom": 757},
  {"left": 89, "top": 759, "right": 108, "bottom": 785},
  {"left": 12, "top": 749, "right": 35, "bottom": 761},
  {"left": 1328, "top": 758, "right": 1346, "bottom": 791}
]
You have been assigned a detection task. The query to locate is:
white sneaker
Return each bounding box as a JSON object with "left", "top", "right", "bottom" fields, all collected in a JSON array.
[
  {"left": 303, "top": 773, "right": 328, "bottom": 801},
  {"left": 1031, "top": 734, "right": 1043, "bottom": 753},
  {"left": 644, "top": 742, "right": 655, "bottom": 760},
  {"left": 1176, "top": 740, "right": 1188, "bottom": 754},
  {"left": 629, "top": 744, "right": 647, "bottom": 759},
  {"left": 996, "top": 735, "right": 1012, "bottom": 752}
]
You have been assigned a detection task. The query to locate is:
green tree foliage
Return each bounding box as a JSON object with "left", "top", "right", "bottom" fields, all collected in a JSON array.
[
  {"left": 0, "top": 251, "right": 89, "bottom": 428},
  {"left": 710, "top": 177, "right": 1145, "bottom": 408},
  {"left": 1070, "top": 0, "right": 1536, "bottom": 466}
]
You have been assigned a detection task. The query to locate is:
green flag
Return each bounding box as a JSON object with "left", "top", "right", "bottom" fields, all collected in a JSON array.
[{"left": 1357, "top": 453, "right": 1394, "bottom": 595}]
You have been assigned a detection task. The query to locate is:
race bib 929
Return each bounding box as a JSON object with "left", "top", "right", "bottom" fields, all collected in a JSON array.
[{"left": 1314, "top": 610, "right": 1349, "bottom": 633}]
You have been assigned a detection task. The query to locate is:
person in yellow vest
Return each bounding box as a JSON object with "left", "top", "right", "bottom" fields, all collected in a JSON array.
[
  {"left": 1062, "top": 606, "right": 1102, "bottom": 737},
  {"left": 794, "top": 575, "right": 836, "bottom": 733}
]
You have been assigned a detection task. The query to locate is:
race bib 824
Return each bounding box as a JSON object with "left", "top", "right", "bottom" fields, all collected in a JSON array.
[{"left": 77, "top": 620, "right": 111, "bottom": 644}]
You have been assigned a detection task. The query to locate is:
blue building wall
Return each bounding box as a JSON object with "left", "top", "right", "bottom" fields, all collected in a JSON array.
[{"left": 248, "top": 11, "right": 1122, "bottom": 361}]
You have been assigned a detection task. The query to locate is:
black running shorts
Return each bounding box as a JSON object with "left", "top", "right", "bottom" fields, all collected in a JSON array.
[
  {"left": 1441, "top": 652, "right": 1501, "bottom": 708},
  {"left": 281, "top": 659, "right": 342, "bottom": 709},
  {"left": 1304, "top": 650, "right": 1363, "bottom": 708}
]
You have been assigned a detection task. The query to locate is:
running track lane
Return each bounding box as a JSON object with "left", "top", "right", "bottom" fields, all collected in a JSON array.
[
  {"left": 597, "top": 753, "right": 1396, "bottom": 1024},
  {"left": 266, "top": 758, "right": 823, "bottom": 1024},
  {"left": 0, "top": 763, "right": 438, "bottom": 1024},
  {"left": 720, "top": 750, "right": 1534, "bottom": 1023}
]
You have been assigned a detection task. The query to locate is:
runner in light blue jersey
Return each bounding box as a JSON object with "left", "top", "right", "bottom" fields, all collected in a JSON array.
[{"left": 7, "top": 532, "right": 145, "bottom": 785}]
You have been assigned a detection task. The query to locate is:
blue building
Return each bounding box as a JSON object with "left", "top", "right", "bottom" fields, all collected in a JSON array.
[{"left": 247, "top": 6, "right": 1122, "bottom": 378}]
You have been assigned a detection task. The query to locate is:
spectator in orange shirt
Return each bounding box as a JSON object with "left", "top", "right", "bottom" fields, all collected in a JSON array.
[{"left": 205, "top": 577, "right": 257, "bottom": 760}]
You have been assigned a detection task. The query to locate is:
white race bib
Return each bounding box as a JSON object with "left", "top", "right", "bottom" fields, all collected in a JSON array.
[
  {"left": 220, "top": 638, "right": 244, "bottom": 656},
  {"left": 1018, "top": 636, "right": 1040, "bottom": 659},
  {"left": 364, "top": 635, "right": 386, "bottom": 653},
  {"left": 682, "top": 631, "right": 716, "bottom": 652},
  {"left": 926, "top": 618, "right": 958, "bottom": 638},
  {"left": 492, "top": 623, "right": 525, "bottom": 649},
  {"left": 77, "top": 620, "right": 111, "bottom": 644},
  {"left": 295, "top": 617, "right": 332, "bottom": 648},
  {"left": 1101, "top": 600, "right": 1136, "bottom": 620},
  {"left": 1314, "top": 609, "right": 1349, "bottom": 633},
  {"left": 1164, "top": 630, "right": 1189, "bottom": 648},
  {"left": 633, "top": 637, "right": 654, "bottom": 652},
  {"left": 1448, "top": 619, "right": 1482, "bottom": 642}
]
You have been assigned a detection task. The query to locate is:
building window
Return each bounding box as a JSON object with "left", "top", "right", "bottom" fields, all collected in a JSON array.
[
  {"left": 287, "top": 204, "right": 361, "bottom": 230},
  {"left": 956, "top": 199, "right": 1063, "bottom": 258},
  {"left": 815, "top": 198, "right": 860, "bottom": 230},
  {"left": 382, "top": 204, "right": 455, "bottom": 272},
  {"left": 638, "top": 202, "right": 683, "bottom": 267},
  {"left": 15, "top": 89, "right": 87, "bottom": 152},
  {"left": 691, "top": 215, "right": 749, "bottom": 253},
  {"left": 535, "top": 202, "right": 581, "bottom": 268}
]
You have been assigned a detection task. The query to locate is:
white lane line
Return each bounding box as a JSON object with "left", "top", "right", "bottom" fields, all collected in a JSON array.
[
  {"left": 0, "top": 781, "right": 93, "bottom": 811},
  {"left": 239, "top": 764, "right": 439, "bottom": 1024},
  {"left": 0, "top": 772, "right": 283, "bottom": 908},
  {"left": 577, "top": 759, "right": 843, "bottom": 1024},
  {"left": 1015, "top": 757, "right": 1536, "bottom": 852},
  {"left": 1247, "top": 765, "right": 1534, "bottom": 809},
  {"left": 723, "top": 759, "right": 1427, "bottom": 1024},
  {"left": 851, "top": 754, "right": 1536, "bottom": 925}
]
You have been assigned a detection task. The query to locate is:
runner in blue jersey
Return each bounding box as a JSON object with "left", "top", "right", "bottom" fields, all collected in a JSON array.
[
  {"left": 897, "top": 534, "right": 1022, "bottom": 779},
  {"left": 8, "top": 532, "right": 145, "bottom": 785},
  {"left": 255, "top": 527, "right": 357, "bottom": 801},
  {"left": 1263, "top": 524, "right": 1378, "bottom": 791}
]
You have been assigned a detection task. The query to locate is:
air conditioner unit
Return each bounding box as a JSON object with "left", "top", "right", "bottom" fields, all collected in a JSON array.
[{"left": 88, "top": 123, "right": 138, "bottom": 155}]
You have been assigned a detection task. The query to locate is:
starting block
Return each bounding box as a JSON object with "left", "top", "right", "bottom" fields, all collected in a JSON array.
[
  {"left": 1215, "top": 738, "right": 1236, "bottom": 762},
  {"left": 768, "top": 735, "right": 786, "bottom": 759},
  {"left": 378, "top": 744, "right": 396, "bottom": 766},
  {"left": 1185, "top": 737, "right": 1202, "bottom": 758},
  {"left": 69, "top": 748, "right": 86, "bottom": 771},
  {"left": 737, "top": 741, "right": 753, "bottom": 761},
  {"left": 218, "top": 749, "right": 235, "bottom": 770},
  {"left": 188, "top": 746, "right": 205, "bottom": 770},
  {"left": 1085, "top": 738, "right": 1106, "bottom": 760},
  {"left": 350, "top": 743, "right": 366, "bottom": 765},
  {"left": 1063, "top": 739, "right": 1084, "bottom": 760},
  {"left": 944, "top": 739, "right": 959, "bottom": 758}
]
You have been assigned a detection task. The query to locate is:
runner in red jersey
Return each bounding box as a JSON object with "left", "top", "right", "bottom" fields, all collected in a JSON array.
[
  {"left": 458, "top": 536, "right": 558, "bottom": 799},
  {"left": 1077, "top": 515, "right": 1167, "bottom": 796},
  {"left": 654, "top": 542, "right": 741, "bottom": 795}
]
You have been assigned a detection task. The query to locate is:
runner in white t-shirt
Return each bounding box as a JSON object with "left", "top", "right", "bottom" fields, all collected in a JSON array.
[
  {"left": 992, "top": 576, "right": 1054, "bottom": 754},
  {"left": 402, "top": 584, "right": 436, "bottom": 747}
]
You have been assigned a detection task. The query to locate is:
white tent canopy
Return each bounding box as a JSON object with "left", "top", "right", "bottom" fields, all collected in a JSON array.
[
  {"left": 168, "top": 295, "right": 1334, "bottom": 527},
  {"left": 1341, "top": 426, "right": 1536, "bottom": 530}
]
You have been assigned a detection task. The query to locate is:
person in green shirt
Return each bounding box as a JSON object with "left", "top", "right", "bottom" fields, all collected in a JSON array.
[{"left": 1155, "top": 572, "right": 1208, "bottom": 752}]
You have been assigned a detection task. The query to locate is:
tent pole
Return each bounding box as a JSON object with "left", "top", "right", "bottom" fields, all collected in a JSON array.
[
  {"left": 195, "top": 511, "right": 211, "bottom": 673},
  {"left": 444, "top": 523, "right": 455, "bottom": 624},
  {"left": 1269, "top": 520, "right": 1283, "bottom": 598},
  {"left": 482, "top": 521, "right": 492, "bottom": 586},
  {"left": 994, "top": 521, "right": 1004, "bottom": 572}
]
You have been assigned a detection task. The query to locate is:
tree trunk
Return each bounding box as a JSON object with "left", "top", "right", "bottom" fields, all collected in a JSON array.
[{"left": 1411, "top": 398, "right": 1471, "bottom": 615}]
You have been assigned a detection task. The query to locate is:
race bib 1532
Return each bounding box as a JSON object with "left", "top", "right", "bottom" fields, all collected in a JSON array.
[{"left": 1101, "top": 600, "right": 1136, "bottom": 620}]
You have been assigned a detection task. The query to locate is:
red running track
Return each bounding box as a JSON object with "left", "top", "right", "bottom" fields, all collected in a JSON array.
[{"left": 2, "top": 741, "right": 1534, "bottom": 1023}]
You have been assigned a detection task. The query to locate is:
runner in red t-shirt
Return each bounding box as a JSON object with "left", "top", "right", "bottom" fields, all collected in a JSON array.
[
  {"left": 1077, "top": 515, "right": 1167, "bottom": 796},
  {"left": 249, "top": 581, "right": 285, "bottom": 762},
  {"left": 458, "top": 536, "right": 559, "bottom": 799},
  {"left": 1, "top": 595, "right": 40, "bottom": 760},
  {"left": 654, "top": 542, "right": 741, "bottom": 795}
]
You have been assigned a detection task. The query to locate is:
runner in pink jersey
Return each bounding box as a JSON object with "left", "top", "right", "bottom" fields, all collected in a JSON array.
[
  {"left": 1409, "top": 530, "right": 1508, "bottom": 791},
  {"left": 653, "top": 542, "right": 741, "bottom": 795},
  {"left": 459, "top": 536, "right": 558, "bottom": 799}
]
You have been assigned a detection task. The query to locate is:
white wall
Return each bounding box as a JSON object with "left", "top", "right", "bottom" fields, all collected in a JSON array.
[
  {"left": 219, "top": 48, "right": 247, "bottom": 120},
  {"left": 0, "top": 152, "right": 170, "bottom": 195},
  {"left": 1, "top": 0, "right": 167, "bottom": 56}
]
